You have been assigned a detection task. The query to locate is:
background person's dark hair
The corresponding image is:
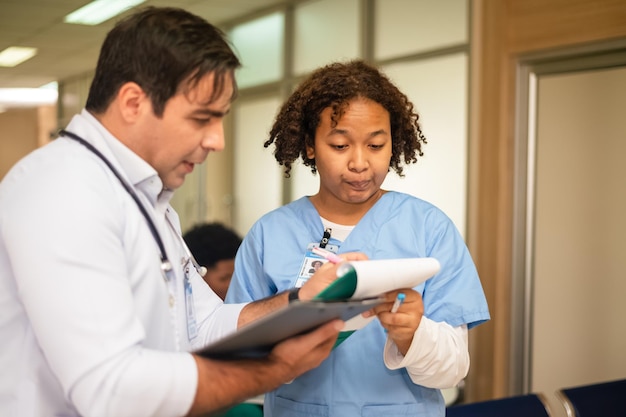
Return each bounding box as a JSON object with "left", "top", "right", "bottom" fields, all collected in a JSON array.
[
  {"left": 183, "top": 222, "right": 242, "bottom": 268},
  {"left": 264, "top": 59, "right": 427, "bottom": 178},
  {"left": 86, "top": 7, "right": 241, "bottom": 117}
]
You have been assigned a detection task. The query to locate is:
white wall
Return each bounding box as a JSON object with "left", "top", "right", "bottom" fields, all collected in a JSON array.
[{"left": 289, "top": 54, "right": 468, "bottom": 235}]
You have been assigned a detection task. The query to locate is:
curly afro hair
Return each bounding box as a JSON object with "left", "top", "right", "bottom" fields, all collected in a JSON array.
[
  {"left": 264, "top": 59, "right": 427, "bottom": 178},
  {"left": 183, "top": 222, "right": 242, "bottom": 268}
]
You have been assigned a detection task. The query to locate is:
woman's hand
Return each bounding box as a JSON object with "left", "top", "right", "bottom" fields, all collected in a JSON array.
[
  {"left": 298, "top": 252, "right": 369, "bottom": 300},
  {"left": 369, "top": 288, "right": 424, "bottom": 355}
]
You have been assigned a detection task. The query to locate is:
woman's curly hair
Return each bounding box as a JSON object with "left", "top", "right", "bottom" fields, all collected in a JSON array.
[{"left": 264, "top": 60, "right": 427, "bottom": 178}]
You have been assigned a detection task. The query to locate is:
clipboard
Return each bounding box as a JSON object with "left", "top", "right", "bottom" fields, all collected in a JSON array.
[{"left": 195, "top": 298, "right": 382, "bottom": 359}]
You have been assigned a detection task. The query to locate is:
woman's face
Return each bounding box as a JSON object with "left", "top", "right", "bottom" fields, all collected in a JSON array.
[{"left": 307, "top": 97, "right": 392, "bottom": 209}]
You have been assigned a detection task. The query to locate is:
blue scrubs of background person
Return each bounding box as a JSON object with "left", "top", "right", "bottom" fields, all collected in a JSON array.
[{"left": 225, "top": 60, "right": 490, "bottom": 417}]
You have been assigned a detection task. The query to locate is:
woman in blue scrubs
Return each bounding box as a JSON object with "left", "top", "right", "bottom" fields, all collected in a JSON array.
[{"left": 226, "top": 60, "right": 490, "bottom": 417}]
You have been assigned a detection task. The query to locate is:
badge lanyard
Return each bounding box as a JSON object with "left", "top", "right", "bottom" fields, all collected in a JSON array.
[
  {"left": 294, "top": 228, "right": 338, "bottom": 288},
  {"left": 319, "top": 228, "right": 332, "bottom": 248},
  {"left": 59, "top": 129, "right": 174, "bottom": 276},
  {"left": 166, "top": 216, "right": 202, "bottom": 341}
]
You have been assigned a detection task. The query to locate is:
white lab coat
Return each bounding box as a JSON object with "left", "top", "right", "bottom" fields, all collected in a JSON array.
[{"left": 0, "top": 110, "right": 244, "bottom": 417}]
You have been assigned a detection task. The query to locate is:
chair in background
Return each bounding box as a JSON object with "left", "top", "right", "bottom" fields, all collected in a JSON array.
[
  {"left": 556, "top": 378, "right": 626, "bottom": 417},
  {"left": 446, "top": 393, "right": 551, "bottom": 417}
]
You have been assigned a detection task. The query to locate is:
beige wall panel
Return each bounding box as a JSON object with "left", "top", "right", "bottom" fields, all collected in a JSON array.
[{"left": 0, "top": 106, "right": 55, "bottom": 179}]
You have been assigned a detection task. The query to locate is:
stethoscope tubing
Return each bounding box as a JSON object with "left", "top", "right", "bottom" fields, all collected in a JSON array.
[{"left": 58, "top": 130, "right": 205, "bottom": 277}]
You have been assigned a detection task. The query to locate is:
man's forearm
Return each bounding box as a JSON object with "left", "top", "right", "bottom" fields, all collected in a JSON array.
[
  {"left": 186, "top": 355, "right": 287, "bottom": 416},
  {"left": 237, "top": 290, "right": 291, "bottom": 328},
  {"left": 236, "top": 274, "right": 321, "bottom": 328},
  {"left": 187, "top": 319, "right": 342, "bottom": 416}
]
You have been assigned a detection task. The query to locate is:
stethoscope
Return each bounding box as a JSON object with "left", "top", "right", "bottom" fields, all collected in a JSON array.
[{"left": 59, "top": 130, "right": 207, "bottom": 278}]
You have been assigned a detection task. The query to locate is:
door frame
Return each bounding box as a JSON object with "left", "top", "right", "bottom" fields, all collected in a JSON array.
[{"left": 510, "top": 39, "right": 626, "bottom": 394}]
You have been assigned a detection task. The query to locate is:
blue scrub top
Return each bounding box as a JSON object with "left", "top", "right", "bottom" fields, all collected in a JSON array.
[{"left": 226, "top": 192, "right": 490, "bottom": 417}]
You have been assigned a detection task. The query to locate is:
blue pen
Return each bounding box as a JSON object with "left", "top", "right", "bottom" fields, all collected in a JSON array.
[{"left": 390, "top": 293, "right": 405, "bottom": 313}]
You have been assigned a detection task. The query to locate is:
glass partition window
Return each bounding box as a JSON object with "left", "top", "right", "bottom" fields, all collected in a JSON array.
[
  {"left": 222, "top": 0, "right": 469, "bottom": 236},
  {"left": 58, "top": 74, "right": 92, "bottom": 128},
  {"left": 381, "top": 53, "right": 468, "bottom": 236},
  {"left": 374, "top": 0, "right": 467, "bottom": 61},
  {"left": 233, "top": 96, "right": 283, "bottom": 235},
  {"left": 293, "top": 0, "right": 361, "bottom": 75},
  {"left": 229, "top": 12, "right": 285, "bottom": 89}
]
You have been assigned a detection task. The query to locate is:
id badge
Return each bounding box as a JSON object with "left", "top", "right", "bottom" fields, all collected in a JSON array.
[
  {"left": 294, "top": 242, "right": 339, "bottom": 288},
  {"left": 184, "top": 263, "right": 198, "bottom": 341}
]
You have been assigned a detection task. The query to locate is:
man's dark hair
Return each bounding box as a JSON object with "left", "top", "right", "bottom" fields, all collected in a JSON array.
[
  {"left": 264, "top": 59, "right": 427, "bottom": 178},
  {"left": 183, "top": 222, "right": 242, "bottom": 268},
  {"left": 86, "top": 7, "right": 241, "bottom": 116}
]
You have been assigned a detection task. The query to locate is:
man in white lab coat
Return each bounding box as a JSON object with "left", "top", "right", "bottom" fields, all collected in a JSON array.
[{"left": 0, "top": 7, "right": 354, "bottom": 417}]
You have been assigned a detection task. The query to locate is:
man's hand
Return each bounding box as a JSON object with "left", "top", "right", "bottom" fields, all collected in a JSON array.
[
  {"left": 267, "top": 318, "right": 343, "bottom": 380},
  {"left": 188, "top": 320, "right": 343, "bottom": 416}
]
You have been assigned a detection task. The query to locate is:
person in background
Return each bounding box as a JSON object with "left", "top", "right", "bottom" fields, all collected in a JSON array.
[
  {"left": 226, "top": 60, "right": 491, "bottom": 417},
  {"left": 0, "top": 8, "right": 356, "bottom": 417},
  {"left": 183, "top": 222, "right": 263, "bottom": 417},
  {"left": 184, "top": 222, "right": 242, "bottom": 300}
]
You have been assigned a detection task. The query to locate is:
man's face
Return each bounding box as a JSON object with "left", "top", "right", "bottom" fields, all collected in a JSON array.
[{"left": 139, "top": 73, "right": 234, "bottom": 190}]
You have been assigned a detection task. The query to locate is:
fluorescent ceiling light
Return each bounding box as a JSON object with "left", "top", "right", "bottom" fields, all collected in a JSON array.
[
  {"left": 39, "top": 81, "right": 59, "bottom": 90},
  {"left": 0, "top": 88, "right": 58, "bottom": 108},
  {"left": 64, "top": 0, "right": 147, "bottom": 26},
  {"left": 0, "top": 47, "right": 38, "bottom": 67}
]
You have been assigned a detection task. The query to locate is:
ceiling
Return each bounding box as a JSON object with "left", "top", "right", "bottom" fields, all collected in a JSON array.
[{"left": 0, "top": 0, "right": 288, "bottom": 89}]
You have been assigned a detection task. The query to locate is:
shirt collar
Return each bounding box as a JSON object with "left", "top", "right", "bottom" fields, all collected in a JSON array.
[{"left": 69, "top": 110, "right": 167, "bottom": 206}]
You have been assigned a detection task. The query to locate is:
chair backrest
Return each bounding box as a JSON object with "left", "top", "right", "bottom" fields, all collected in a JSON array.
[
  {"left": 446, "top": 393, "right": 551, "bottom": 417},
  {"left": 556, "top": 378, "right": 626, "bottom": 417}
]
